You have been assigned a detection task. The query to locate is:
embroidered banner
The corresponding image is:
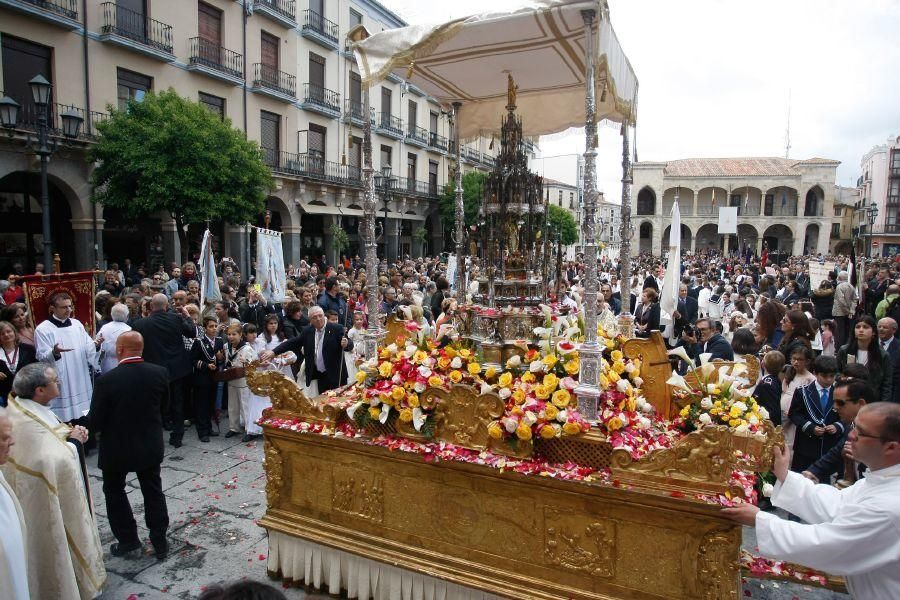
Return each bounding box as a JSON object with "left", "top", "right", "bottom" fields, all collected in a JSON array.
[
  {"left": 19, "top": 271, "right": 97, "bottom": 336},
  {"left": 256, "top": 228, "right": 286, "bottom": 303}
]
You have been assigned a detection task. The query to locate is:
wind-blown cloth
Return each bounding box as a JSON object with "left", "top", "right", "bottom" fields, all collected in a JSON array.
[
  {"left": 0, "top": 397, "right": 106, "bottom": 600},
  {"left": 352, "top": 0, "right": 638, "bottom": 139}
]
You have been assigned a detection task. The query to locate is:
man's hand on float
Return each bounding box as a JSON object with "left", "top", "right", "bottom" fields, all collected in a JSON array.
[
  {"left": 259, "top": 350, "right": 275, "bottom": 362},
  {"left": 69, "top": 425, "right": 89, "bottom": 444},
  {"left": 721, "top": 502, "right": 760, "bottom": 527},
  {"left": 773, "top": 444, "right": 791, "bottom": 483},
  {"left": 801, "top": 471, "right": 819, "bottom": 483}
]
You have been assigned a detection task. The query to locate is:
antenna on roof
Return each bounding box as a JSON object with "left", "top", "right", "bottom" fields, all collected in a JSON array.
[{"left": 784, "top": 89, "right": 792, "bottom": 159}]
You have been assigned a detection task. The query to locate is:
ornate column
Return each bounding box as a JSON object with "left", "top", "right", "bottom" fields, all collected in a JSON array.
[
  {"left": 362, "top": 83, "right": 382, "bottom": 360},
  {"left": 619, "top": 119, "right": 635, "bottom": 321},
  {"left": 575, "top": 9, "right": 602, "bottom": 421},
  {"left": 452, "top": 102, "right": 466, "bottom": 296}
]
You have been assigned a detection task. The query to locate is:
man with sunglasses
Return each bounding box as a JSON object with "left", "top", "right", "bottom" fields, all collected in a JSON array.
[{"left": 723, "top": 402, "right": 900, "bottom": 599}]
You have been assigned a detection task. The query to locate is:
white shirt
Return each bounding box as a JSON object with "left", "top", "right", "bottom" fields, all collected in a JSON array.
[
  {"left": 756, "top": 465, "right": 900, "bottom": 600},
  {"left": 314, "top": 327, "right": 326, "bottom": 372}
]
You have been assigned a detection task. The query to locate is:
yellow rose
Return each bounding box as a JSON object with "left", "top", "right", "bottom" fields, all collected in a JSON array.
[
  {"left": 511, "top": 405, "right": 524, "bottom": 416},
  {"left": 355, "top": 370, "right": 367, "bottom": 383},
  {"left": 610, "top": 350, "right": 624, "bottom": 362},
  {"left": 458, "top": 348, "right": 471, "bottom": 359},
  {"left": 606, "top": 416, "right": 624, "bottom": 431},
  {"left": 391, "top": 386, "right": 406, "bottom": 401},
  {"left": 437, "top": 356, "right": 451, "bottom": 370},
  {"left": 729, "top": 418, "right": 742, "bottom": 428},
  {"left": 729, "top": 406, "right": 743, "bottom": 418},
  {"left": 467, "top": 362, "right": 481, "bottom": 375},
  {"left": 413, "top": 350, "right": 428, "bottom": 363},
  {"left": 488, "top": 421, "right": 504, "bottom": 439},
  {"left": 449, "top": 370, "right": 463, "bottom": 383},
  {"left": 563, "top": 421, "right": 582, "bottom": 435},
  {"left": 680, "top": 406, "right": 690, "bottom": 419},
  {"left": 564, "top": 359, "right": 580, "bottom": 375},
  {"left": 599, "top": 373, "right": 610, "bottom": 388},
  {"left": 484, "top": 367, "right": 497, "bottom": 380},
  {"left": 544, "top": 404, "right": 559, "bottom": 420},
  {"left": 399, "top": 408, "right": 413, "bottom": 423},
  {"left": 612, "top": 361, "right": 626, "bottom": 374},
  {"left": 368, "top": 406, "right": 382, "bottom": 419},
  {"left": 543, "top": 373, "right": 559, "bottom": 391},
  {"left": 498, "top": 372, "right": 513, "bottom": 388},
  {"left": 407, "top": 393, "right": 420, "bottom": 408},
  {"left": 542, "top": 354, "right": 559, "bottom": 369},
  {"left": 551, "top": 389, "right": 571, "bottom": 408},
  {"left": 379, "top": 348, "right": 390, "bottom": 359},
  {"left": 512, "top": 389, "right": 526, "bottom": 404},
  {"left": 428, "top": 375, "right": 444, "bottom": 388},
  {"left": 607, "top": 370, "right": 620, "bottom": 383},
  {"left": 444, "top": 346, "right": 457, "bottom": 358},
  {"left": 378, "top": 392, "right": 392, "bottom": 407},
  {"left": 534, "top": 384, "right": 551, "bottom": 400},
  {"left": 605, "top": 340, "right": 615, "bottom": 350},
  {"left": 626, "top": 397, "right": 637, "bottom": 412},
  {"left": 378, "top": 361, "right": 394, "bottom": 377},
  {"left": 521, "top": 371, "right": 536, "bottom": 384},
  {"left": 539, "top": 424, "right": 558, "bottom": 439},
  {"left": 516, "top": 423, "right": 533, "bottom": 441}
]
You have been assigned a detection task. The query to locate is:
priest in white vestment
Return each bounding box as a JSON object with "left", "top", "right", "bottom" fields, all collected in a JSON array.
[
  {"left": 0, "top": 408, "right": 28, "bottom": 600},
  {"left": 723, "top": 402, "right": 900, "bottom": 600},
  {"left": 1, "top": 363, "right": 106, "bottom": 600},
  {"left": 34, "top": 291, "right": 99, "bottom": 422}
]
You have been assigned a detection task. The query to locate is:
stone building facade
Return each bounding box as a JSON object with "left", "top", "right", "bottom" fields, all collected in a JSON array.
[{"left": 631, "top": 157, "right": 840, "bottom": 258}]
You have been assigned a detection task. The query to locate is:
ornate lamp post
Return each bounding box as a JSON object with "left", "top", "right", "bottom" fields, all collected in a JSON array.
[
  {"left": 451, "top": 102, "right": 466, "bottom": 297},
  {"left": 618, "top": 123, "right": 635, "bottom": 337},
  {"left": 1, "top": 76, "right": 83, "bottom": 273}
]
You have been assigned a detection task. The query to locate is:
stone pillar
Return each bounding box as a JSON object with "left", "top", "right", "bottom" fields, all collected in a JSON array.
[
  {"left": 792, "top": 231, "right": 805, "bottom": 256},
  {"left": 227, "top": 225, "right": 249, "bottom": 276},
  {"left": 817, "top": 221, "right": 830, "bottom": 255},
  {"left": 282, "top": 225, "right": 302, "bottom": 267},
  {"left": 723, "top": 234, "right": 730, "bottom": 256},
  {"left": 756, "top": 237, "right": 763, "bottom": 257},
  {"left": 161, "top": 219, "right": 182, "bottom": 267},
  {"left": 651, "top": 220, "right": 662, "bottom": 256},
  {"left": 692, "top": 190, "right": 698, "bottom": 217},
  {"left": 385, "top": 218, "right": 400, "bottom": 263},
  {"left": 71, "top": 218, "right": 103, "bottom": 270},
  {"left": 322, "top": 214, "right": 338, "bottom": 267}
]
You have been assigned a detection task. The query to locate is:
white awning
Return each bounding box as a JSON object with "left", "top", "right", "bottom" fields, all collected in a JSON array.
[{"left": 353, "top": 0, "right": 638, "bottom": 139}]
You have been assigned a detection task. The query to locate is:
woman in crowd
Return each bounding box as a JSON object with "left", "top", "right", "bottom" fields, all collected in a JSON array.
[
  {"left": 95, "top": 303, "right": 132, "bottom": 374},
  {"left": 634, "top": 288, "right": 660, "bottom": 338},
  {"left": 730, "top": 327, "right": 760, "bottom": 359},
  {"left": 0, "top": 303, "right": 34, "bottom": 347},
  {"left": 754, "top": 300, "right": 786, "bottom": 349},
  {"left": 836, "top": 314, "right": 893, "bottom": 403},
  {"left": 777, "top": 309, "right": 815, "bottom": 360},
  {"left": 0, "top": 320, "right": 37, "bottom": 405},
  {"left": 779, "top": 345, "right": 816, "bottom": 449}
]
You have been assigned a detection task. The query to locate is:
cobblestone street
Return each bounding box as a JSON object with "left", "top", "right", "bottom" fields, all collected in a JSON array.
[{"left": 87, "top": 418, "right": 847, "bottom": 600}]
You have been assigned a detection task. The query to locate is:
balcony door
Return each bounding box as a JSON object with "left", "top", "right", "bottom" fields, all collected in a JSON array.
[
  {"left": 260, "top": 110, "right": 280, "bottom": 167},
  {"left": 407, "top": 153, "right": 417, "bottom": 191},
  {"left": 429, "top": 161, "right": 438, "bottom": 195},
  {"left": 349, "top": 136, "right": 362, "bottom": 180},
  {"left": 116, "top": 0, "right": 147, "bottom": 40},
  {"left": 1, "top": 36, "right": 51, "bottom": 107},
  {"left": 310, "top": 0, "right": 324, "bottom": 17},
  {"left": 308, "top": 125, "right": 326, "bottom": 175},
  {"left": 260, "top": 31, "right": 279, "bottom": 86},
  {"left": 198, "top": 2, "right": 223, "bottom": 65},
  {"left": 381, "top": 87, "right": 392, "bottom": 127},
  {"left": 407, "top": 100, "right": 417, "bottom": 134},
  {"left": 349, "top": 71, "right": 361, "bottom": 116},
  {"left": 309, "top": 52, "right": 325, "bottom": 103}
]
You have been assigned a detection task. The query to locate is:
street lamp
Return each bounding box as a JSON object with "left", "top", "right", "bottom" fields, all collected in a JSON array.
[{"left": 868, "top": 204, "right": 879, "bottom": 258}]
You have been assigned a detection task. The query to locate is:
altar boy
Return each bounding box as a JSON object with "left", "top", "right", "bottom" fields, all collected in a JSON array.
[
  {"left": 788, "top": 354, "right": 844, "bottom": 472},
  {"left": 191, "top": 317, "right": 224, "bottom": 442}
]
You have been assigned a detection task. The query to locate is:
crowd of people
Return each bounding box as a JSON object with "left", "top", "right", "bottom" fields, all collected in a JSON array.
[{"left": 0, "top": 247, "right": 899, "bottom": 598}]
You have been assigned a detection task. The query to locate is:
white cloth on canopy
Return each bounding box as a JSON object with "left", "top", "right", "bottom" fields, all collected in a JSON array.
[
  {"left": 353, "top": 0, "right": 638, "bottom": 139},
  {"left": 34, "top": 317, "right": 98, "bottom": 422},
  {"left": 756, "top": 465, "right": 900, "bottom": 600}
]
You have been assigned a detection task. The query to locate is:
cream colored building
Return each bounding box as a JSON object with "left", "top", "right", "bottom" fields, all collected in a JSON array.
[
  {"left": 831, "top": 184, "right": 858, "bottom": 255},
  {"left": 0, "top": 0, "right": 496, "bottom": 274},
  {"left": 630, "top": 157, "right": 840, "bottom": 259},
  {"left": 858, "top": 136, "right": 900, "bottom": 257}
]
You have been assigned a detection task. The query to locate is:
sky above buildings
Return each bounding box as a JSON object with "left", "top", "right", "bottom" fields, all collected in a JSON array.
[{"left": 379, "top": 0, "right": 900, "bottom": 198}]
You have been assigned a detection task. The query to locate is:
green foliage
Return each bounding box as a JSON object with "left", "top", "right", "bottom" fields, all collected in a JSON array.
[
  {"left": 547, "top": 204, "right": 579, "bottom": 246},
  {"left": 440, "top": 170, "right": 487, "bottom": 232},
  {"left": 89, "top": 89, "right": 272, "bottom": 259},
  {"left": 330, "top": 224, "right": 350, "bottom": 254}
]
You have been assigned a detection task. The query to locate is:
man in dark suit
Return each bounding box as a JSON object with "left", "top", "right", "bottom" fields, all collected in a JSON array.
[
  {"left": 238, "top": 287, "right": 276, "bottom": 332},
  {"left": 876, "top": 317, "right": 900, "bottom": 403},
  {"left": 89, "top": 331, "right": 170, "bottom": 559},
  {"left": 788, "top": 355, "right": 844, "bottom": 472},
  {"left": 684, "top": 318, "right": 734, "bottom": 364},
  {"left": 260, "top": 306, "right": 352, "bottom": 394},
  {"left": 642, "top": 264, "right": 665, "bottom": 292},
  {"left": 131, "top": 294, "right": 196, "bottom": 448},
  {"left": 679, "top": 284, "right": 699, "bottom": 325},
  {"left": 804, "top": 378, "right": 874, "bottom": 483}
]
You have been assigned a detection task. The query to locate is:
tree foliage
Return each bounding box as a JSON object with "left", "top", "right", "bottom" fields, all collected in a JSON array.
[
  {"left": 89, "top": 89, "right": 272, "bottom": 260},
  {"left": 547, "top": 204, "right": 579, "bottom": 246},
  {"left": 440, "top": 170, "right": 487, "bottom": 233}
]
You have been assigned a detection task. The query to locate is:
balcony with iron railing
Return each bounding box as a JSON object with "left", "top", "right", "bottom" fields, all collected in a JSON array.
[
  {"left": 250, "top": 64, "right": 296, "bottom": 102},
  {"left": 99, "top": 2, "right": 174, "bottom": 61},
  {"left": 267, "top": 151, "right": 362, "bottom": 185},
  {"left": 301, "top": 83, "right": 340, "bottom": 117},
  {"left": 2, "top": 0, "right": 79, "bottom": 28},
  {"left": 254, "top": 0, "right": 296, "bottom": 28},
  {"left": 187, "top": 37, "right": 244, "bottom": 84},
  {"left": 405, "top": 125, "right": 428, "bottom": 148},
  {"left": 871, "top": 223, "right": 900, "bottom": 236},
  {"left": 342, "top": 98, "right": 372, "bottom": 126},
  {"left": 301, "top": 9, "right": 339, "bottom": 49},
  {"left": 0, "top": 90, "right": 107, "bottom": 140},
  {"left": 428, "top": 131, "right": 448, "bottom": 153},
  {"left": 376, "top": 113, "right": 404, "bottom": 140},
  {"left": 394, "top": 177, "right": 442, "bottom": 199}
]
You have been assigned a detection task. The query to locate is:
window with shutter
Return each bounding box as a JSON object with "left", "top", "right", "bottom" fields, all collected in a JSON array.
[
  {"left": 198, "top": 2, "right": 223, "bottom": 65},
  {"left": 429, "top": 161, "right": 439, "bottom": 195},
  {"left": 1, "top": 36, "right": 52, "bottom": 106},
  {"left": 309, "top": 124, "right": 326, "bottom": 173},
  {"left": 260, "top": 111, "right": 280, "bottom": 166}
]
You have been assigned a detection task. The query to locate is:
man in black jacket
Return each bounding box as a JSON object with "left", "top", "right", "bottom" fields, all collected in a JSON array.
[
  {"left": 684, "top": 318, "right": 734, "bottom": 364},
  {"left": 239, "top": 287, "right": 276, "bottom": 332},
  {"left": 260, "top": 306, "right": 352, "bottom": 394},
  {"left": 788, "top": 355, "right": 843, "bottom": 472},
  {"left": 89, "top": 331, "right": 170, "bottom": 559},
  {"left": 131, "top": 294, "right": 197, "bottom": 447}
]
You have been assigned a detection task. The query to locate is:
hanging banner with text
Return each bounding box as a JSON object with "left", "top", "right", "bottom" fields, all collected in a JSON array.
[
  {"left": 255, "top": 228, "right": 286, "bottom": 304},
  {"left": 20, "top": 271, "right": 97, "bottom": 336},
  {"left": 809, "top": 261, "right": 836, "bottom": 291},
  {"left": 717, "top": 207, "right": 738, "bottom": 235}
]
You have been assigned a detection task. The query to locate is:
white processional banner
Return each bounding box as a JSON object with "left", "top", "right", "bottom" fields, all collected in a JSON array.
[
  {"left": 256, "top": 228, "right": 286, "bottom": 303},
  {"left": 718, "top": 207, "right": 738, "bottom": 235},
  {"left": 809, "top": 261, "right": 835, "bottom": 291}
]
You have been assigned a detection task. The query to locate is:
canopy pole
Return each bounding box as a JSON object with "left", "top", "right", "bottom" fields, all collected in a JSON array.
[
  {"left": 618, "top": 123, "right": 635, "bottom": 324},
  {"left": 452, "top": 102, "right": 466, "bottom": 297},
  {"left": 575, "top": 8, "right": 601, "bottom": 422},
  {"left": 362, "top": 83, "right": 382, "bottom": 360}
]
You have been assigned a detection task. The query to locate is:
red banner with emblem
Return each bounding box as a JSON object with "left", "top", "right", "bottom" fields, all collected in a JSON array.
[{"left": 19, "top": 271, "right": 97, "bottom": 337}]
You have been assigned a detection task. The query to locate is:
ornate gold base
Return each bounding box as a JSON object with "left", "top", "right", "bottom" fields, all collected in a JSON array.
[{"left": 261, "top": 428, "right": 742, "bottom": 600}]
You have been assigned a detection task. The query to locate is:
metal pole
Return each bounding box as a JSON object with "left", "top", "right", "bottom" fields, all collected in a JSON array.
[
  {"left": 452, "top": 102, "right": 465, "bottom": 297},
  {"left": 37, "top": 106, "right": 53, "bottom": 272},
  {"left": 362, "top": 83, "right": 381, "bottom": 360},
  {"left": 619, "top": 124, "right": 634, "bottom": 319},
  {"left": 574, "top": 9, "right": 601, "bottom": 422}
]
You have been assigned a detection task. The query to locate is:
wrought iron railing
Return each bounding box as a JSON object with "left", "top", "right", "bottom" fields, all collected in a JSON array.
[
  {"left": 406, "top": 125, "right": 428, "bottom": 145},
  {"left": 302, "top": 10, "right": 338, "bottom": 43},
  {"left": 188, "top": 37, "right": 244, "bottom": 80},
  {"left": 21, "top": 0, "right": 77, "bottom": 19},
  {"left": 394, "top": 177, "right": 441, "bottom": 198},
  {"left": 255, "top": 0, "right": 295, "bottom": 21},
  {"left": 343, "top": 98, "right": 367, "bottom": 122},
  {"left": 253, "top": 63, "right": 295, "bottom": 97},
  {"left": 0, "top": 91, "right": 107, "bottom": 139},
  {"left": 268, "top": 151, "right": 362, "bottom": 185},
  {"left": 428, "top": 131, "right": 448, "bottom": 151},
  {"left": 303, "top": 83, "right": 340, "bottom": 112},
  {"left": 871, "top": 223, "right": 900, "bottom": 235},
  {"left": 377, "top": 113, "right": 403, "bottom": 136},
  {"left": 100, "top": 2, "right": 173, "bottom": 53}
]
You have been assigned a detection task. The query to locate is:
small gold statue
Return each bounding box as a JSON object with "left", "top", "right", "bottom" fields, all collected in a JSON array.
[{"left": 506, "top": 73, "right": 518, "bottom": 109}]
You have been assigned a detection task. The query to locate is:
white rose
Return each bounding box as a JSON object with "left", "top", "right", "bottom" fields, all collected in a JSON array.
[
  {"left": 734, "top": 423, "right": 750, "bottom": 434},
  {"left": 762, "top": 483, "right": 774, "bottom": 498},
  {"left": 557, "top": 409, "right": 568, "bottom": 423},
  {"left": 392, "top": 374, "right": 403, "bottom": 384},
  {"left": 414, "top": 381, "right": 426, "bottom": 393},
  {"left": 424, "top": 357, "right": 436, "bottom": 367},
  {"left": 706, "top": 383, "right": 717, "bottom": 394},
  {"left": 733, "top": 401, "right": 748, "bottom": 413},
  {"left": 480, "top": 382, "right": 493, "bottom": 395},
  {"left": 503, "top": 418, "right": 518, "bottom": 433},
  {"left": 499, "top": 388, "right": 512, "bottom": 399},
  {"left": 633, "top": 377, "right": 644, "bottom": 388},
  {"left": 700, "top": 398, "right": 714, "bottom": 410},
  {"left": 523, "top": 411, "right": 538, "bottom": 426},
  {"left": 405, "top": 344, "right": 417, "bottom": 357},
  {"left": 748, "top": 415, "right": 759, "bottom": 425},
  {"left": 417, "top": 366, "right": 432, "bottom": 378},
  {"left": 450, "top": 357, "right": 463, "bottom": 369},
  {"left": 616, "top": 379, "right": 631, "bottom": 393},
  {"left": 624, "top": 363, "right": 636, "bottom": 374},
  {"left": 758, "top": 406, "right": 770, "bottom": 420},
  {"left": 387, "top": 343, "right": 398, "bottom": 354},
  {"left": 507, "top": 355, "right": 522, "bottom": 368},
  {"left": 698, "top": 413, "right": 712, "bottom": 425},
  {"left": 529, "top": 360, "right": 544, "bottom": 373}
]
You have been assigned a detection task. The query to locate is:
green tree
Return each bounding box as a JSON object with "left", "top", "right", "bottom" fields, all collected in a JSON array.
[
  {"left": 547, "top": 204, "right": 579, "bottom": 246},
  {"left": 89, "top": 89, "right": 273, "bottom": 261},
  {"left": 440, "top": 170, "right": 487, "bottom": 234}
]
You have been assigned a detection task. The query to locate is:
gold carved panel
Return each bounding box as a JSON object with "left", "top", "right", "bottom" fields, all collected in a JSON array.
[
  {"left": 264, "top": 440, "right": 284, "bottom": 508},
  {"left": 544, "top": 508, "right": 616, "bottom": 578},
  {"left": 420, "top": 385, "right": 505, "bottom": 451},
  {"left": 247, "top": 363, "right": 342, "bottom": 426},
  {"left": 622, "top": 332, "right": 673, "bottom": 417},
  {"left": 332, "top": 465, "right": 384, "bottom": 523}
]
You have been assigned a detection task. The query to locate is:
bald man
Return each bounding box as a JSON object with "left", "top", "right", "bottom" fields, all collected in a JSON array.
[{"left": 89, "top": 331, "right": 171, "bottom": 559}]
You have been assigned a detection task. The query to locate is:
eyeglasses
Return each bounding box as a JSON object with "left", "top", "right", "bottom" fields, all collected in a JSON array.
[{"left": 854, "top": 424, "right": 899, "bottom": 443}]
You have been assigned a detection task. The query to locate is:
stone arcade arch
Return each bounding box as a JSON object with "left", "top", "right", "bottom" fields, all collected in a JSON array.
[
  {"left": 804, "top": 223, "right": 820, "bottom": 255},
  {"left": 804, "top": 186, "right": 825, "bottom": 217},
  {"left": 662, "top": 188, "right": 694, "bottom": 217},
  {"left": 763, "top": 224, "right": 795, "bottom": 256},
  {"left": 636, "top": 187, "right": 656, "bottom": 216},
  {"left": 695, "top": 223, "right": 720, "bottom": 252},
  {"left": 661, "top": 223, "right": 693, "bottom": 252},
  {"left": 638, "top": 221, "right": 653, "bottom": 254}
]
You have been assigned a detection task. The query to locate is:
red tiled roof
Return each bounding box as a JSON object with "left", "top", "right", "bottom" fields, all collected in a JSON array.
[{"left": 659, "top": 157, "right": 838, "bottom": 178}]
